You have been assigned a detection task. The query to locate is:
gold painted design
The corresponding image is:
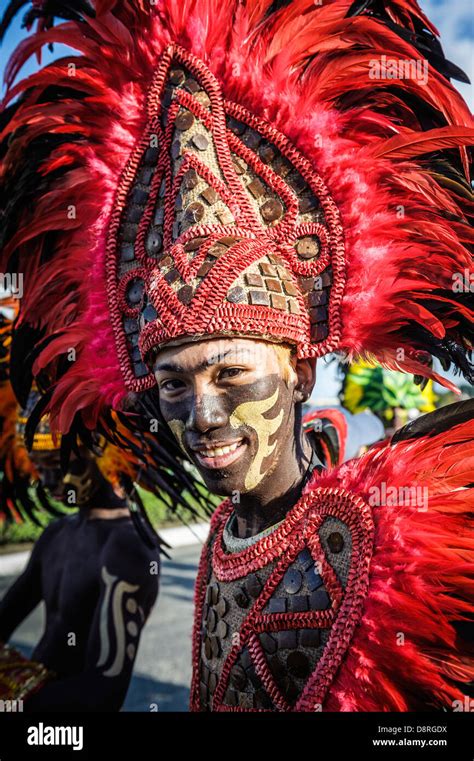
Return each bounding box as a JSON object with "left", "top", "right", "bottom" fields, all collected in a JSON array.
[
  {"left": 229, "top": 388, "right": 283, "bottom": 490},
  {"left": 168, "top": 419, "right": 186, "bottom": 452}
]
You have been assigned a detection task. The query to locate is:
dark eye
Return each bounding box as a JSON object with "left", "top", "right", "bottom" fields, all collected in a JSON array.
[
  {"left": 219, "top": 367, "right": 245, "bottom": 380},
  {"left": 160, "top": 378, "right": 186, "bottom": 392}
]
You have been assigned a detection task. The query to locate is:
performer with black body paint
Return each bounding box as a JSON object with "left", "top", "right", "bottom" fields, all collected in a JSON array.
[{"left": 0, "top": 385, "right": 160, "bottom": 711}]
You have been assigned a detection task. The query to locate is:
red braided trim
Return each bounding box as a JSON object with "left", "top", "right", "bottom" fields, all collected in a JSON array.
[
  {"left": 189, "top": 543, "right": 214, "bottom": 711},
  {"left": 139, "top": 303, "right": 309, "bottom": 357},
  {"left": 117, "top": 266, "right": 147, "bottom": 318},
  {"left": 135, "top": 107, "right": 177, "bottom": 264},
  {"left": 247, "top": 633, "right": 291, "bottom": 711},
  {"left": 105, "top": 47, "right": 174, "bottom": 392},
  {"left": 190, "top": 501, "right": 230, "bottom": 711},
  {"left": 169, "top": 92, "right": 331, "bottom": 282},
  {"left": 211, "top": 498, "right": 309, "bottom": 581},
  {"left": 107, "top": 42, "right": 346, "bottom": 392},
  {"left": 139, "top": 233, "right": 312, "bottom": 354},
  {"left": 173, "top": 88, "right": 259, "bottom": 228},
  {"left": 147, "top": 236, "right": 272, "bottom": 329},
  {"left": 224, "top": 100, "right": 346, "bottom": 359},
  {"left": 211, "top": 518, "right": 345, "bottom": 709},
  {"left": 210, "top": 529, "right": 305, "bottom": 709},
  {"left": 192, "top": 487, "right": 373, "bottom": 712},
  {"left": 296, "top": 489, "right": 374, "bottom": 711}
]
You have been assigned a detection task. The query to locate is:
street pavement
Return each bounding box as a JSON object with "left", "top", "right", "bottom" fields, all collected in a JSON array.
[{"left": 0, "top": 543, "right": 203, "bottom": 712}]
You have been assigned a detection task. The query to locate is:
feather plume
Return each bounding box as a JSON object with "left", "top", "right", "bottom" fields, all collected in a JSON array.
[
  {"left": 0, "top": 0, "right": 472, "bottom": 436},
  {"left": 308, "top": 400, "right": 474, "bottom": 710}
]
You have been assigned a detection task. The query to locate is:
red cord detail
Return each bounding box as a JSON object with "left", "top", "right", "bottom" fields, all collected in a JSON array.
[
  {"left": 105, "top": 44, "right": 346, "bottom": 392},
  {"left": 191, "top": 486, "right": 374, "bottom": 712}
]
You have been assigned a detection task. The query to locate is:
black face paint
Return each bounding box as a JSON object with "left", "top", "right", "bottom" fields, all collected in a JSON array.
[
  {"left": 30, "top": 450, "right": 64, "bottom": 501},
  {"left": 159, "top": 373, "right": 295, "bottom": 495}
]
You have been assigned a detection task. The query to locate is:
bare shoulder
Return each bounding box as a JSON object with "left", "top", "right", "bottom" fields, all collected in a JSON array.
[
  {"left": 100, "top": 518, "right": 160, "bottom": 581},
  {"left": 35, "top": 513, "right": 77, "bottom": 547}
]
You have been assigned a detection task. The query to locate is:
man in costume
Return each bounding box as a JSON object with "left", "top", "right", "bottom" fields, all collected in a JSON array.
[
  {"left": 0, "top": 314, "right": 162, "bottom": 711},
  {"left": 0, "top": 0, "right": 472, "bottom": 711}
]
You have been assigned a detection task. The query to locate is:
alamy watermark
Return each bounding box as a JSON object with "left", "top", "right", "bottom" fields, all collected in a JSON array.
[
  {"left": 369, "top": 55, "right": 429, "bottom": 86},
  {"left": 368, "top": 482, "right": 429, "bottom": 511},
  {"left": 452, "top": 269, "right": 474, "bottom": 293},
  {"left": 0, "top": 272, "right": 23, "bottom": 299},
  {"left": 0, "top": 698, "right": 23, "bottom": 712},
  {"left": 27, "top": 722, "right": 83, "bottom": 751}
]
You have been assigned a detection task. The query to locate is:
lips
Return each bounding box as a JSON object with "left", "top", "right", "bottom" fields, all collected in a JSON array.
[{"left": 191, "top": 439, "right": 247, "bottom": 470}]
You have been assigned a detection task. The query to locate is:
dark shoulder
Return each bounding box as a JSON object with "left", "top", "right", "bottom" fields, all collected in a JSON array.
[
  {"left": 100, "top": 518, "right": 160, "bottom": 582},
  {"left": 26, "top": 514, "right": 78, "bottom": 565},
  {"left": 35, "top": 513, "right": 78, "bottom": 547}
]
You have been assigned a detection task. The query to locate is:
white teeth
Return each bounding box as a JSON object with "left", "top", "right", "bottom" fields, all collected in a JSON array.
[{"left": 200, "top": 441, "right": 241, "bottom": 458}]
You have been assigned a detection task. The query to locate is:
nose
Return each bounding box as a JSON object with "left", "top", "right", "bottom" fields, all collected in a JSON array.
[{"left": 187, "top": 393, "right": 228, "bottom": 434}]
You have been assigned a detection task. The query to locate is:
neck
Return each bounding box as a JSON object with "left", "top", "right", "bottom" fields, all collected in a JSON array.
[
  {"left": 86, "top": 506, "right": 130, "bottom": 520},
  {"left": 233, "top": 421, "right": 313, "bottom": 539},
  {"left": 80, "top": 480, "right": 129, "bottom": 512}
]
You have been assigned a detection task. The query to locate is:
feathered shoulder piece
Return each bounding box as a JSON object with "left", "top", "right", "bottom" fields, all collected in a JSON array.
[
  {"left": 303, "top": 407, "right": 348, "bottom": 466},
  {"left": 0, "top": 0, "right": 472, "bottom": 439},
  {"left": 308, "top": 399, "right": 474, "bottom": 710}
]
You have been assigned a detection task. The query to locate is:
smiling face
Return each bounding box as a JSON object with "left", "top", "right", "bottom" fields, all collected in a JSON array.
[{"left": 153, "top": 337, "right": 315, "bottom": 501}]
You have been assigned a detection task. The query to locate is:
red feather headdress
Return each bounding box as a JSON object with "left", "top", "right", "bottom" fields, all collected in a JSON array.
[{"left": 0, "top": 0, "right": 472, "bottom": 437}]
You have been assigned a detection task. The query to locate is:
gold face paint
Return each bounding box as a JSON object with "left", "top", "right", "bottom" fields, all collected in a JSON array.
[
  {"left": 229, "top": 388, "right": 284, "bottom": 491},
  {"left": 168, "top": 419, "right": 186, "bottom": 453},
  {"left": 63, "top": 471, "right": 94, "bottom": 506}
]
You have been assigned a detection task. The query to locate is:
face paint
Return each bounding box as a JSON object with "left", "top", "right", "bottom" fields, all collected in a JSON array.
[
  {"left": 168, "top": 419, "right": 186, "bottom": 453},
  {"left": 63, "top": 467, "right": 94, "bottom": 506},
  {"left": 154, "top": 338, "right": 306, "bottom": 502},
  {"left": 29, "top": 450, "right": 64, "bottom": 500},
  {"left": 63, "top": 455, "right": 102, "bottom": 506},
  {"left": 229, "top": 388, "right": 283, "bottom": 490},
  {"left": 159, "top": 373, "right": 293, "bottom": 498}
]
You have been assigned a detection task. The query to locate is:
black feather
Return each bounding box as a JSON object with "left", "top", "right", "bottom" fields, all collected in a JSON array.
[
  {"left": 391, "top": 398, "right": 474, "bottom": 443},
  {"left": 347, "top": 0, "right": 470, "bottom": 84}
]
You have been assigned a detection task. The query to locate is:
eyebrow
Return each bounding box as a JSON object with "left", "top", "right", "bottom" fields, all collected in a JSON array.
[{"left": 154, "top": 349, "right": 250, "bottom": 374}]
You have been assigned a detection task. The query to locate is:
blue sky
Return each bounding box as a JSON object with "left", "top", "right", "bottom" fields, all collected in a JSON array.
[{"left": 0, "top": 1, "right": 472, "bottom": 402}]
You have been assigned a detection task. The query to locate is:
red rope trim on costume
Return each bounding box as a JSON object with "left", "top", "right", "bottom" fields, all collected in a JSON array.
[
  {"left": 172, "top": 46, "right": 260, "bottom": 225},
  {"left": 214, "top": 529, "right": 345, "bottom": 711},
  {"left": 172, "top": 88, "right": 258, "bottom": 228},
  {"left": 296, "top": 489, "right": 374, "bottom": 711},
  {"left": 211, "top": 499, "right": 308, "bottom": 581},
  {"left": 280, "top": 223, "right": 330, "bottom": 277},
  {"left": 146, "top": 237, "right": 272, "bottom": 330},
  {"left": 140, "top": 234, "right": 306, "bottom": 354},
  {"left": 247, "top": 633, "right": 291, "bottom": 711},
  {"left": 190, "top": 544, "right": 214, "bottom": 711},
  {"left": 210, "top": 531, "right": 305, "bottom": 708},
  {"left": 190, "top": 502, "right": 230, "bottom": 711},
  {"left": 139, "top": 303, "right": 310, "bottom": 356},
  {"left": 197, "top": 487, "right": 373, "bottom": 712},
  {"left": 224, "top": 100, "right": 346, "bottom": 359},
  {"left": 117, "top": 267, "right": 147, "bottom": 318},
  {"left": 134, "top": 108, "right": 175, "bottom": 264},
  {"left": 106, "top": 43, "right": 346, "bottom": 392},
  {"left": 105, "top": 48, "right": 174, "bottom": 392}
]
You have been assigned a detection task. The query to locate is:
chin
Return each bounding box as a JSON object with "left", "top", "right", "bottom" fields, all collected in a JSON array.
[{"left": 200, "top": 470, "right": 246, "bottom": 498}]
